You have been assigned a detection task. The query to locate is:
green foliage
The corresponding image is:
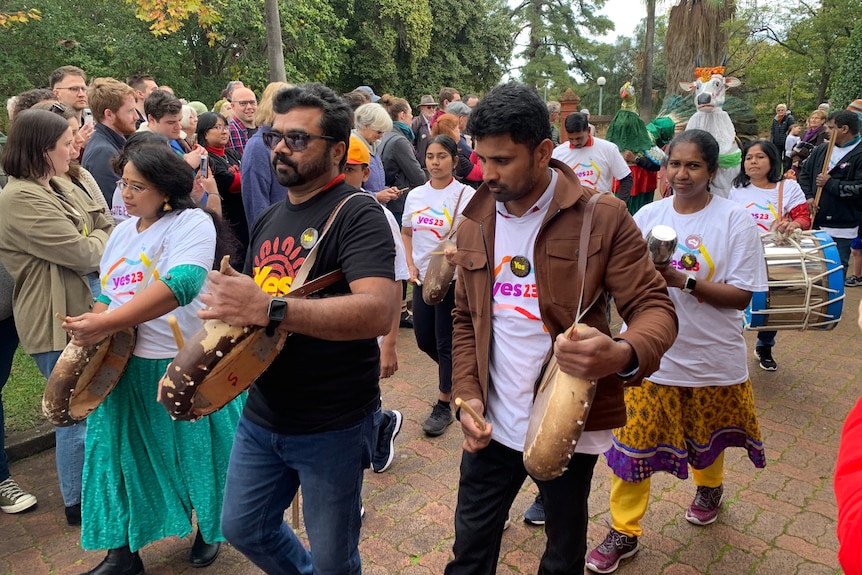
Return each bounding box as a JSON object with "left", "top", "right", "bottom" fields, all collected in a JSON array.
[
  {"left": 5, "top": 348, "right": 45, "bottom": 433},
  {"left": 514, "top": 0, "right": 614, "bottom": 92},
  {"left": 832, "top": 21, "right": 862, "bottom": 109}
]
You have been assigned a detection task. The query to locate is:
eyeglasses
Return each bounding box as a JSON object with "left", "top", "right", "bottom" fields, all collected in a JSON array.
[
  {"left": 262, "top": 131, "right": 335, "bottom": 152},
  {"left": 116, "top": 180, "right": 150, "bottom": 194},
  {"left": 232, "top": 100, "right": 257, "bottom": 107},
  {"left": 56, "top": 86, "right": 87, "bottom": 93},
  {"left": 209, "top": 124, "right": 228, "bottom": 132}
]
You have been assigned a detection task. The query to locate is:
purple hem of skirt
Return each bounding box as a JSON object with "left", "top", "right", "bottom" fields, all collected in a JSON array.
[{"left": 606, "top": 426, "right": 766, "bottom": 483}]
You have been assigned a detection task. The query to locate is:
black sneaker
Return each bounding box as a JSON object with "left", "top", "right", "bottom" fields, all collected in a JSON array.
[
  {"left": 523, "top": 493, "right": 545, "bottom": 525},
  {"left": 846, "top": 275, "right": 862, "bottom": 287},
  {"left": 399, "top": 311, "right": 414, "bottom": 328},
  {"left": 372, "top": 410, "right": 403, "bottom": 473},
  {"left": 422, "top": 401, "right": 454, "bottom": 436},
  {"left": 754, "top": 346, "right": 777, "bottom": 371}
]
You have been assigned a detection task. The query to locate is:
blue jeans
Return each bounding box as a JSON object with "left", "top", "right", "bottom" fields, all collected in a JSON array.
[
  {"left": 221, "top": 410, "right": 379, "bottom": 575},
  {"left": 757, "top": 330, "right": 777, "bottom": 348},
  {"left": 0, "top": 316, "right": 18, "bottom": 482},
  {"left": 32, "top": 350, "right": 86, "bottom": 507}
]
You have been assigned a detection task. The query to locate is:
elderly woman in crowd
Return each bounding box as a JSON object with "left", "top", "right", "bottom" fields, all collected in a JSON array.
[
  {"left": 180, "top": 104, "right": 199, "bottom": 150},
  {"left": 353, "top": 103, "right": 393, "bottom": 197},
  {"left": 0, "top": 109, "right": 113, "bottom": 526}
]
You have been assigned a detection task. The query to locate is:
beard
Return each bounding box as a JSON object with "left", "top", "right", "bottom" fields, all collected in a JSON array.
[{"left": 272, "top": 148, "right": 330, "bottom": 188}]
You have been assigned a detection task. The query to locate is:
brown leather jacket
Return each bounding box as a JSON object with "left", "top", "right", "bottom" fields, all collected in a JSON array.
[{"left": 451, "top": 159, "right": 678, "bottom": 432}]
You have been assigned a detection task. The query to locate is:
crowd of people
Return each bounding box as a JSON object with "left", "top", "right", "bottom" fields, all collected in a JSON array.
[{"left": 0, "top": 65, "right": 860, "bottom": 575}]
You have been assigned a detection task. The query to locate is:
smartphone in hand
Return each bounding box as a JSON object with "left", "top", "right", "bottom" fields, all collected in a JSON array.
[{"left": 199, "top": 155, "right": 208, "bottom": 179}]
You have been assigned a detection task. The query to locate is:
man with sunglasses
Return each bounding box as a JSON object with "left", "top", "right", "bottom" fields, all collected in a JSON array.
[
  {"left": 226, "top": 86, "right": 258, "bottom": 156},
  {"left": 200, "top": 83, "right": 397, "bottom": 575}
]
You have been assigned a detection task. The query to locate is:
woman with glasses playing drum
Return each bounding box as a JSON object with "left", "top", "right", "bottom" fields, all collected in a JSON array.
[
  {"left": 729, "top": 139, "right": 811, "bottom": 372},
  {"left": 588, "top": 129, "right": 769, "bottom": 574},
  {"left": 63, "top": 144, "right": 240, "bottom": 574}
]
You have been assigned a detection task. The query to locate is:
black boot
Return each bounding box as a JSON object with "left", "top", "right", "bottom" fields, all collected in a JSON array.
[
  {"left": 190, "top": 529, "right": 220, "bottom": 568},
  {"left": 65, "top": 503, "right": 82, "bottom": 526},
  {"left": 80, "top": 546, "right": 144, "bottom": 575}
]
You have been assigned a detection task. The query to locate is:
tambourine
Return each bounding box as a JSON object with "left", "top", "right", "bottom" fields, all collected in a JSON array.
[
  {"left": 42, "top": 327, "right": 136, "bottom": 426},
  {"left": 523, "top": 324, "right": 597, "bottom": 481},
  {"left": 422, "top": 239, "right": 457, "bottom": 305}
]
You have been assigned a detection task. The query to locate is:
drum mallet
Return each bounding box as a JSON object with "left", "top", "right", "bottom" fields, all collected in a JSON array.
[
  {"left": 454, "top": 397, "right": 486, "bottom": 431},
  {"left": 167, "top": 315, "right": 184, "bottom": 351}
]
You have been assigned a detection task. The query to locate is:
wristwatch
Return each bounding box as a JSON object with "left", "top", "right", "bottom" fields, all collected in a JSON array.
[
  {"left": 265, "top": 297, "right": 288, "bottom": 337},
  {"left": 682, "top": 274, "right": 697, "bottom": 294}
]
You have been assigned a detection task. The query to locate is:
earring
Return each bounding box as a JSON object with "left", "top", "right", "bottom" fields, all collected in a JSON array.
[{"left": 163, "top": 199, "right": 173, "bottom": 212}]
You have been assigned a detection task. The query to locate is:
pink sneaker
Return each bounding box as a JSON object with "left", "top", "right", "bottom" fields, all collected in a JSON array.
[
  {"left": 685, "top": 484, "right": 724, "bottom": 526},
  {"left": 586, "top": 528, "right": 639, "bottom": 573}
]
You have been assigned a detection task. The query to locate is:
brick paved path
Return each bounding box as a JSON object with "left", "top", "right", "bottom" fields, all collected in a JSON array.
[{"left": 1, "top": 290, "right": 857, "bottom": 574}]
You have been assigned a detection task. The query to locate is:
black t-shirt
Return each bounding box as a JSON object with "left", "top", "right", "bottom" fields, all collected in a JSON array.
[{"left": 242, "top": 180, "right": 395, "bottom": 434}]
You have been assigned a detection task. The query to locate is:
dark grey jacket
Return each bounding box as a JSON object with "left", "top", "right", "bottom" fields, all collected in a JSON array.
[{"left": 81, "top": 123, "right": 127, "bottom": 207}]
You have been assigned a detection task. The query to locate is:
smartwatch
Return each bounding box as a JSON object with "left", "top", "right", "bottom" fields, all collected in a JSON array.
[
  {"left": 265, "top": 297, "right": 288, "bottom": 336},
  {"left": 682, "top": 274, "right": 697, "bottom": 294}
]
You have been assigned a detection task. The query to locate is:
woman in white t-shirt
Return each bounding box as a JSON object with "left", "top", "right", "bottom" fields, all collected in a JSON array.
[
  {"left": 63, "top": 144, "right": 241, "bottom": 573},
  {"left": 729, "top": 139, "right": 811, "bottom": 373},
  {"left": 588, "top": 130, "right": 769, "bottom": 574},
  {"left": 402, "top": 135, "right": 476, "bottom": 437}
]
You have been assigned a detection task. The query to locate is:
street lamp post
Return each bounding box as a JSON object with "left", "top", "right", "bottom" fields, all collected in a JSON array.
[{"left": 597, "top": 76, "right": 606, "bottom": 117}]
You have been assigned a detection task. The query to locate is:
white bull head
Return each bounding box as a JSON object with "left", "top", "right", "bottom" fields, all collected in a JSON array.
[{"left": 679, "top": 66, "right": 741, "bottom": 113}]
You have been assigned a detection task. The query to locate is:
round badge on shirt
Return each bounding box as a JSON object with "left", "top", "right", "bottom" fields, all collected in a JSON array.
[
  {"left": 300, "top": 228, "right": 319, "bottom": 250},
  {"left": 510, "top": 255, "right": 531, "bottom": 277}
]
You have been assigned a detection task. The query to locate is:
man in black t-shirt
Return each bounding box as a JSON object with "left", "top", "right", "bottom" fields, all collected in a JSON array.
[{"left": 200, "top": 83, "right": 396, "bottom": 575}]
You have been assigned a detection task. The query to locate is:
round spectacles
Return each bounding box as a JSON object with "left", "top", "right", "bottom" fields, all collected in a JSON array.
[
  {"left": 262, "top": 131, "right": 335, "bottom": 152},
  {"left": 116, "top": 180, "right": 150, "bottom": 194}
]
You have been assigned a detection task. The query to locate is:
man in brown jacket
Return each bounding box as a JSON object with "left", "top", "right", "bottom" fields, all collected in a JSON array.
[{"left": 444, "top": 82, "right": 678, "bottom": 575}]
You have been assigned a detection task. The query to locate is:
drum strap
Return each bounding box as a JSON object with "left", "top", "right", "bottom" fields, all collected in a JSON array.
[
  {"left": 574, "top": 193, "right": 604, "bottom": 324},
  {"left": 444, "top": 186, "right": 468, "bottom": 241},
  {"left": 290, "top": 192, "right": 366, "bottom": 293}
]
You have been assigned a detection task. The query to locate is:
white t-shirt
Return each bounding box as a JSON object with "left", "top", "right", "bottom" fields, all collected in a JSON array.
[
  {"left": 551, "top": 137, "right": 631, "bottom": 192},
  {"left": 487, "top": 170, "right": 612, "bottom": 455},
  {"left": 728, "top": 179, "right": 807, "bottom": 233},
  {"left": 100, "top": 209, "right": 216, "bottom": 359},
  {"left": 631, "top": 196, "right": 768, "bottom": 387},
  {"left": 785, "top": 134, "right": 799, "bottom": 158},
  {"left": 401, "top": 178, "right": 476, "bottom": 280},
  {"left": 382, "top": 206, "right": 409, "bottom": 282},
  {"left": 110, "top": 183, "right": 129, "bottom": 224}
]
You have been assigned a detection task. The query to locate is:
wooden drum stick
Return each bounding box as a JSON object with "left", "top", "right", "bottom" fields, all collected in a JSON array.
[
  {"left": 167, "top": 315, "right": 184, "bottom": 351},
  {"left": 814, "top": 133, "right": 837, "bottom": 210},
  {"left": 454, "top": 397, "right": 486, "bottom": 431}
]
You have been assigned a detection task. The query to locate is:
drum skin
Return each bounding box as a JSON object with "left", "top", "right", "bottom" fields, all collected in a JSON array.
[
  {"left": 42, "top": 327, "right": 136, "bottom": 426},
  {"left": 523, "top": 325, "right": 596, "bottom": 481},
  {"left": 422, "top": 239, "right": 457, "bottom": 305},
  {"left": 158, "top": 320, "right": 287, "bottom": 421}
]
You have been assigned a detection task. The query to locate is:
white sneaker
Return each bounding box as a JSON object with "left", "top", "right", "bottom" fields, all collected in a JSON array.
[{"left": 0, "top": 477, "right": 37, "bottom": 514}]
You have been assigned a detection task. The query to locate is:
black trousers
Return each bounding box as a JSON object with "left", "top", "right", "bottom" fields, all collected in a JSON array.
[{"left": 444, "top": 439, "right": 599, "bottom": 575}]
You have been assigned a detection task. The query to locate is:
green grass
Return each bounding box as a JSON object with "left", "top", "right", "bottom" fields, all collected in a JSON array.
[{"left": 4, "top": 346, "right": 46, "bottom": 432}]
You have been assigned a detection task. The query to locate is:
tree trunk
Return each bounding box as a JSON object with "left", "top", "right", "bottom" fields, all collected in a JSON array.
[
  {"left": 640, "top": 0, "right": 655, "bottom": 121},
  {"left": 265, "top": 0, "right": 287, "bottom": 83},
  {"left": 665, "top": 0, "right": 736, "bottom": 96}
]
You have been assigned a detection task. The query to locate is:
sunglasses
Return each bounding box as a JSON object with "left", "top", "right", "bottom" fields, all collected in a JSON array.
[{"left": 262, "top": 131, "right": 335, "bottom": 152}]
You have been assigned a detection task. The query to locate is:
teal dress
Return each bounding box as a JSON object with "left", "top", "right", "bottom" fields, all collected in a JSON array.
[{"left": 82, "top": 355, "right": 244, "bottom": 551}]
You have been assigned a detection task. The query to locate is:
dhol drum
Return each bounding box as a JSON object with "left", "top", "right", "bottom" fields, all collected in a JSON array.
[
  {"left": 744, "top": 230, "right": 844, "bottom": 331},
  {"left": 42, "top": 327, "right": 136, "bottom": 426},
  {"left": 157, "top": 268, "right": 344, "bottom": 421}
]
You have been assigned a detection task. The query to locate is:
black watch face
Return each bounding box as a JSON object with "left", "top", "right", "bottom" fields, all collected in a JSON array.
[{"left": 269, "top": 298, "right": 287, "bottom": 321}]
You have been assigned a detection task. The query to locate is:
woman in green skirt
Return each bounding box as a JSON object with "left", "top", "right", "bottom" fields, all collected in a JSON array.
[{"left": 64, "top": 143, "right": 241, "bottom": 575}]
